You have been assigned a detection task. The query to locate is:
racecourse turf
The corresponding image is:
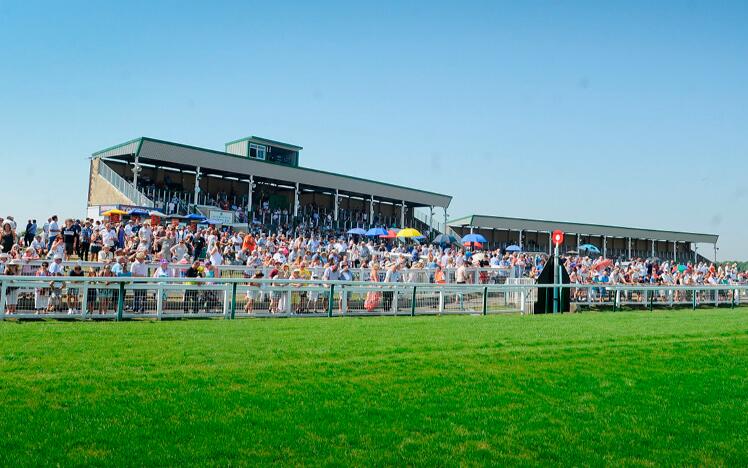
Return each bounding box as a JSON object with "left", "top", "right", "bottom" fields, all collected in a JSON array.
[{"left": 1, "top": 309, "right": 747, "bottom": 466}]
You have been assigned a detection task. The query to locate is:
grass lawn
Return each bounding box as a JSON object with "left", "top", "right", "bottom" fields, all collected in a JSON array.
[{"left": 1, "top": 309, "right": 748, "bottom": 466}]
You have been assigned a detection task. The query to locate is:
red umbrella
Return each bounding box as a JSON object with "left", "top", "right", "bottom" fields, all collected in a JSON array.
[
  {"left": 379, "top": 229, "right": 399, "bottom": 239},
  {"left": 464, "top": 241, "right": 483, "bottom": 250},
  {"left": 594, "top": 259, "right": 613, "bottom": 271}
]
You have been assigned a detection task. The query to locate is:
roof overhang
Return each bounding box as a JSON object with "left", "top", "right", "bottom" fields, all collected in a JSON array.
[{"left": 448, "top": 215, "right": 718, "bottom": 244}]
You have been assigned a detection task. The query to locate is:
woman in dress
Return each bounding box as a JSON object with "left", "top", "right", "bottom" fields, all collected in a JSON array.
[{"left": 364, "top": 263, "right": 381, "bottom": 312}]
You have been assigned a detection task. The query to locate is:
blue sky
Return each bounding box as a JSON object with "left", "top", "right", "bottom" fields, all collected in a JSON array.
[{"left": 0, "top": 1, "right": 746, "bottom": 259}]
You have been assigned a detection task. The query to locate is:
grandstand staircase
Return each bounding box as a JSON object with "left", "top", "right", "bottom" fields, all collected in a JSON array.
[{"left": 97, "top": 160, "right": 154, "bottom": 207}]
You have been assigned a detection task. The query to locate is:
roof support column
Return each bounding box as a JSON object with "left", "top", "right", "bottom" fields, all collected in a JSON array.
[
  {"left": 400, "top": 201, "right": 406, "bottom": 228},
  {"left": 132, "top": 156, "right": 141, "bottom": 191},
  {"left": 577, "top": 234, "right": 581, "bottom": 253},
  {"left": 443, "top": 207, "right": 448, "bottom": 234},
  {"left": 651, "top": 239, "right": 655, "bottom": 258},
  {"left": 714, "top": 243, "right": 718, "bottom": 263},
  {"left": 429, "top": 206, "right": 434, "bottom": 236},
  {"left": 247, "top": 175, "right": 254, "bottom": 222},
  {"left": 193, "top": 166, "right": 201, "bottom": 206},
  {"left": 627, "top": 237, "right": 631, "bottom": 260},
  {"left": 293, "top": 183, "right": 300, "bottom": 219},
  {"left": 369, "top": 196, "right": 375, "bottom": 227},
  {"left": 673, "top": 241, "right": 676, "bottom": 262},
  {"left": 603, "top": 236, "right": 607, "bottom": 258},
  {"left": 518, "top": 230, "right": 523, "bottom": 250},
  {"left": 334, "top": 189, "right": 339, "bottom": 224},
  {"left": 548, "top": 232, "right": 552, "bottom": 255}
]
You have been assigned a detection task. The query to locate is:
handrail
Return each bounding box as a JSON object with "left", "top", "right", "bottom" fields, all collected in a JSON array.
[{"left": 98, "top": 162, "right": 154, "bottom": 207}]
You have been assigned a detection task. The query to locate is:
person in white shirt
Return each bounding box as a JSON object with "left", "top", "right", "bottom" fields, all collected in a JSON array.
[{"left": 130, "top": 253, "right": 149, "bottom": 313}]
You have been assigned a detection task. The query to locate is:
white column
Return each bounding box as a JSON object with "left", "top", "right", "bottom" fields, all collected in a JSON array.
[
  {"left": 603, "top": 236, "right": 607, "bottom": 258},
  {"left": 548, "top": 232, "right": 552, "bottom": 255},
  {"left": 369, "top": 196, "right": 375, "bottom": 226},
  {"left": 193, "top": 166, "right": 201, "bottom": 206},
  {"left": 132, "top": 156, "right": 141, "bottom": 190},
  {"left": 577, "top": 234, "right": 581, "bottom": 252},
  {"left": 334, "top": 189, "right": 339, "bottom": 222},
  {"left": 651, "top": 239, "right": 655, "bottom": 258},
  {"left": 400, "top": 201, "right": 406, "bottom": 228},
  {"left": 714, "top": 243, "right": 718, "bottom": 263},
  {"left": 672, "top": 241, "right": 676, "bottom": 262},
  {"left": 443, "top": 207, "right": 448, "bottom": 232},
  {"left": 627, "top": 237, "right": 632, "bottom": 259},
  {"left": 247, "top": 175, "right": 254, "bottom": 221},
  {"left": 293, "top": 183, "right": 300, "bottom": 218},
  {"left": 518, "top": 230, "right": 523, "bottom": 249},
  {"left": 429, "top": 206, "right": 434, "bottom": 234}
]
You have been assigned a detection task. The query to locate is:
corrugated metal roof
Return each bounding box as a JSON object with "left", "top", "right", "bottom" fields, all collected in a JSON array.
[{"left": 448, "top": 214, "right": 718, "bottom": 244}]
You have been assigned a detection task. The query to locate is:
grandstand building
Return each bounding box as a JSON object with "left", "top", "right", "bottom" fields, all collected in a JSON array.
[
  {"left": 87, "top": 136, "right": 452, "bottom": 230},
  {"left": 447, "top": 215, "right": 719, "bottom": 263}
]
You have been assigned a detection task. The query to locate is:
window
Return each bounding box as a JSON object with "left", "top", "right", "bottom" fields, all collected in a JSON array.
[{"left": 249, "top": 143, "right": 266, "bottom": 160}]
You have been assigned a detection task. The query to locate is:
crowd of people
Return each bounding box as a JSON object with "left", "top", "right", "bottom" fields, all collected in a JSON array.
[{"left": 0, "top": 213, "right": 745, "bottom": 314}]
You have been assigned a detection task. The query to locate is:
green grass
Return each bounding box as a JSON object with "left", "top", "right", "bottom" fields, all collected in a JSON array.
[{"left": 1, "top": 310, "right": 748, "bottom": 466}]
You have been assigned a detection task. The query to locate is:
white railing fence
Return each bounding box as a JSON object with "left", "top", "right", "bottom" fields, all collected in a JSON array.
[{"left": 0, "top": 276, "right": 745, "bottom": 321}]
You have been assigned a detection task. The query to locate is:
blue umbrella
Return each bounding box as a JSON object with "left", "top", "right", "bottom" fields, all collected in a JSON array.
[
  {"left": 185, "top": 213, "right": 206, "bottom": 221},
  {"left": 505, "top": 245, "right": 522, "bottom": 252},
  {"left": 579, "top": 244, "right": 601, "bottom": 254},
  {"left": 365, "top": 227, "right": 389, "bottom": 237},
  {"left": 462, "top": 233, "right": 488, "bottom": 244},
  {"left": 347, "top": 228, "right": 367, "bottom": 235},
  {"left": 432, "top": 233, "right": 461, "bottom": 245},
  {"left": 128, "top": 208, "right": 150, "bottom": 217}
]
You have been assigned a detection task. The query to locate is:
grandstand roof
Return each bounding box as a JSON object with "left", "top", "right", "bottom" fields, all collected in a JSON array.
[
  {"left": 91, "top": 137, "right": 452, "bottom": 208},
  {"left": 448, "top": 215, "right": 718, "bottom": 244}
]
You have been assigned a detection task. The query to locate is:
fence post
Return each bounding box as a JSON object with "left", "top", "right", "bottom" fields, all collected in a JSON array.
[
  {"left": 731, "top": 289, "right": 735, "bottom": 309},
  {"left": 81, "top": 283, "right": 89, "bottom": 318},
  {"left": 482, "top": 286, "right": 488, "bottom": 315},
  {"left": 0, "top": 280, "right": 6, "bottom": 318},
  {"left": 692, "top": 290, "right": 697, "bottom": 310},
  {"left": 116, "top": 282, "right": 125, "bottom": 321},
  {"left": 410, "top": 286, "right": 417, "bottom": 317},
  {"left": 648, "top": 290, "right": 653, "bottom": 312},
  {"left": 327, "top": 284, "right": 335, "bottom": 317},
  {"left": 230, "top": 283, "right": 237, "bottom": 319}
]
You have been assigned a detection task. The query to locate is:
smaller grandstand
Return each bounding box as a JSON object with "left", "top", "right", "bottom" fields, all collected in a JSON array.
[{"left": 447, "top": 214, "right": 718, "bottom": 263}]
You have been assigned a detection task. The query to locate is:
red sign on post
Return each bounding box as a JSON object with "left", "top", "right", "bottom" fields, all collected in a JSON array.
[{"left": 552, "top": 230, "right": 565, "bottom": 246}]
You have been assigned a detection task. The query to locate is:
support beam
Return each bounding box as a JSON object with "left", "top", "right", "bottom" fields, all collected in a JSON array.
[
  {"left": 518, "top": 229, "right": 523, "bottom": 250},
  {"left": 132, "top": 156, "right": 141, "bottom": 191},
  {"left": 673, "top": 241, "right": 676, "bottom": 262},
  {"left": 193, "top": 166, "right": 201, "bottom": 206},
  {"left": 548, "top": 232, "right": 552, "bottom": 255},
  {"left": 334, "top": 189, "right": 339, "bottom": 222},
  {"left": 247, "top": 175, "right": 254, "bottom": 222},
  {"left": 651, "top": 239, "right": 655, "bottom": 258},
  {"left": 577, "top": 233, "right": 581, "bottom": 253},
  {"left": 627, "top": 237, "right": 632, "bottom": 260},
  {"left": 603, "top": 236, "right": 607, "bottom": 258},
  {"left": 400, "top": 201, "right": 406, "bottom": 228},
  {"left": 370, "top": 196, "right": 375, "bottom": 227},
  {"left": 429, "top": 206, "right": 434, "bottom": 235}
]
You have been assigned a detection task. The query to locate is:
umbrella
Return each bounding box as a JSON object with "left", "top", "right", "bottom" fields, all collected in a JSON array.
[
  {"left": 379, "top": 229, "right": 399, "bottom": 239},
  {"left": 128, "top": 208, "right": 150, "bottom": 217},
  {"left": 347, "top": 228, "right": 367, "bottom": 235},
  {"left": 578, "top": 244, "right": 601, "bottom": 254},
  {"left": 397, "top": 228, "right": 423, "bottom": 238},
  {"left": 464, "top": 241, "right": 483, "bottom": 250},
  {"left": 366, "top": 227, "right": 389, "bottom": 237},
  {"left": 432, "top": 233, "right": 461, "bottom": 245},
  {"left": 102, "top": 209, "right": 127, "bottom": 216},
  {"left": 594, "top": 259, "right": 613, "bottom": 271},
  {"left": 462, "top": 233, "right": 488, "bottom": 244},
  {"left": 505, "top": 245, "right": 522, "bottom": 252},
  {"left": 148, "top": 210, "right": 167, "bottom": 217},
  {"left": 185, "top": 213, "right": 207, "bottom": 221}
]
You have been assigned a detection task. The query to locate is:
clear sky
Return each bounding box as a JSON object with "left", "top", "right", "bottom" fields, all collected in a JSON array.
[{"left": 1, "top": 1, "right": 746, "bottom": 259}]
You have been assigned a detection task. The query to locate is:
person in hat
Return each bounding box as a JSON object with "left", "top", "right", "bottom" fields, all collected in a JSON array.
[{"left": 67, "top": 261, "right": 85, "bottom": 314}]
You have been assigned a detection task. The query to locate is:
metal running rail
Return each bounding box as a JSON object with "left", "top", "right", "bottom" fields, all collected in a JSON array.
[{"left": 0, "top": 276, "right": 744, "bottom": 321}]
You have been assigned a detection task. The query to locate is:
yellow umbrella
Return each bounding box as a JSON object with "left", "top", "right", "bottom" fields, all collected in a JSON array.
[
  {"left": 102, "top": 209, "right": 127, "bottom": 216},
  {"left": 396, "top": 228, "right": 423, "bottom": 238}
]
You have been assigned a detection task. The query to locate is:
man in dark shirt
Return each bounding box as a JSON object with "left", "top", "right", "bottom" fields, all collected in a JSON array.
[
  {"left": 183, "top": 260, "right": 202, "bottom": 313},
  {"left": 62, "top": 219, "right": 77, "bottom": 260}
]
